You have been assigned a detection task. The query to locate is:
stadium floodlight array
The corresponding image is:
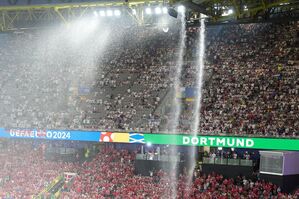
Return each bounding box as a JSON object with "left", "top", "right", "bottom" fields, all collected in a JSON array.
[
  {"left": 145, "top": 6, "right": 168, "bottom": 15},
  {"left": 162, "top": 7, "right": 168, "bottom": 14},
  {"left": 222, "top": 8, "right": 234, "bottom": 16},
  {"left": 145, "top": 7, "right": 152, "bottom": 15},
  {"left": 107, "top": 10, "right": 113, "bottom": 17},
  {"left": 95, "top": 9, "right": 121, "bottom": 17},
  {"left": 155, "top": 7, "right": 162, "bottom": 15},
  {"left": 144, "top": 5, "right": 185, "bottom": 17},
  {"left": 114, "top": 10, "right": 121, "bottom": 16},
  {"left": 94, "top": 6, "right": 170, "bottom": 17}
]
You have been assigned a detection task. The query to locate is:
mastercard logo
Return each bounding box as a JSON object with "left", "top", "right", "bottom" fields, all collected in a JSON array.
[
  {"left": 99, "top": 132, "right": 130, "bottom": 143},
  {"left": 100, "top": 132, "right": 114, "bottom": 142}
]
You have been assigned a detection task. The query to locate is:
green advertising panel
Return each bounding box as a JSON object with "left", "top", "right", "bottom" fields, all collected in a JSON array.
[{"left": 143, "top": 134, "right": 299, "bottom": 151}]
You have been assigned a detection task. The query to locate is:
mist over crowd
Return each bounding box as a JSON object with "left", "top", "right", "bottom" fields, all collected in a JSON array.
[
  {"left": 0, "top": 20, "right": 298, "bottom": 137},
  {"left": 0, "top": 4, "right": 298, "bottom": 198}
]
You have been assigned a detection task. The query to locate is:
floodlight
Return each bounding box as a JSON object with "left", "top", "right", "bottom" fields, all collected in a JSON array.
[
  {"left": 162, "top": 7, "right": 168, "bottom": 14},
  {"left": 114, "top": 10, "right": 121, "bottom": 16},
  {"left": 99, "top": 10, "right": 106, "bottom": 17},
  {"left": 155, "top": 7, "right": 162, "bottom": 15},
  {"left": 222, "top": 9, "right": 234, "bottom": 16},
  {"left": 145, "top": 7, "right": 152, "bottom": 15},
  {"left": 132, "top": 9, "right": 137, "bottom": 15},
  {"left": 107, "top": 10, "right": 113, "bottom": 17}
]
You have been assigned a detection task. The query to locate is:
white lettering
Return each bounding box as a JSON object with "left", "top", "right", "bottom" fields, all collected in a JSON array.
[
  {"left": 30, "top": 131, "right": 34, "bottom": 137},
  {"left": 47, "top": 131, "right": 52, "bottom": 138},
  {"left": 227, "top": 139, "right": 235, "bottom": 147},
  {"left": 183, "top": 136, "right": 190, "bottom": 144},
  {"left": 20, "top": 130, "right": 25, "bottom": 137},
  {"left": 236, "top": 139, "right": 245, "bottom": 147},
  {"left": 9, "top": 129, "right": 38, "bottom": 138},
  {"left": 191, "top": 137, "right": 199, "bottom": 145},
  {"left": 246, "top": 139, "right": 254, "bottom": 147},
  {"left": 9, "top": 130, "right": 15, "bottom": 136},
  {"left": 208, "top": 137, "right": 216, "bottom": 145},
  {"left": 200, "top": 137, "right": 207, "bottom": 145},
  {"left": 216, "top": 138, "right": 226, "bottom": 146}
]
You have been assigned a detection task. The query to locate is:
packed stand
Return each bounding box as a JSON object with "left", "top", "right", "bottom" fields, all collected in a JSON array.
[
  {"left": 0, "top": 21, "right": 298, "bottom": 137},
  {"left": 62, "top": 147, "right": 299, "bottom": 199},
  {"left": 168, "top": 22, "right": 299, "bottom": 136},
  {"left": 198, "top": 23, "right": 299, "bottom": 137},
  {"left": 0, "top": 140, "right": 79, "bottom": 198},
  {"left": 0, "top": 141, "right": 298, "bottom": 198}
]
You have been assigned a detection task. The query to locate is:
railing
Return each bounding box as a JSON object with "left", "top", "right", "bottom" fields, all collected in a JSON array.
[{"left": 203, "top": 157, "right": 253, "bottom": 167}]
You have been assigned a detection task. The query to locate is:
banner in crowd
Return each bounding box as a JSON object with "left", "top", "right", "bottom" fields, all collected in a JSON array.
[
  {"left": 0, "top": 128, "right": 299, "bottom": 151},
  {"left": 176, "top": 87, "right": 197, "bottom": 101},
  {"left": 78, "top": 86, "right": 91, "bottom": 95}
]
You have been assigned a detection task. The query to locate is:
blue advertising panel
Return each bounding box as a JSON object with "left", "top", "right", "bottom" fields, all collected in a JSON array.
[{"left": 0, "top": 128, "right": 101, "bottom": 142}]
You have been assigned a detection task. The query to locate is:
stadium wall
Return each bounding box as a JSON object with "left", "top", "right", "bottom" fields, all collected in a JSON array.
[{"left": 201, "top": 164, "right": 254, "bottom": 179}]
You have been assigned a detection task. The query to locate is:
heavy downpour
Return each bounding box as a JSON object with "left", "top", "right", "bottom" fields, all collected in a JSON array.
[{"left": 0, "top": 0, "right": 299, "bottom": 198}]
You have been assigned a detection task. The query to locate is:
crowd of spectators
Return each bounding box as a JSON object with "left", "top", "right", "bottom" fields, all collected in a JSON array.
[
  {"left": 0, "top": 140, "right": 79, "bottom": 198},
  {"left": 61, "top": 147, "right": 299, "bottom": 199},
  {"left": 0, "top": 21, "right": 298, "bottom": 137},
  {"left": 197, "top": 23, "right": 299, "bottom": 137},
  {"left": 162, "top": 22, "right": 299, "bottom": 136},
  {"left": 0, "top": 141, "right": 298, "bottom": 198}
]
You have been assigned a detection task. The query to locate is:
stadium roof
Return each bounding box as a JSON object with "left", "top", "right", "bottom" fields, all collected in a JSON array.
[
  {"left": 0, "top": 0, "right": 298, "bottom": 31},
  {"left": 175, "top": 0, "right": 299, "bottom": 25}
]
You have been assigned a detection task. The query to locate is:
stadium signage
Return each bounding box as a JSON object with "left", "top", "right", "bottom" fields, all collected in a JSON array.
[
  {"left": 9, "top": 129, "right": 36, "bottom": 138},
  {"left": 1, "top": 128, "right": 299, "bottom": 151},
  {"left": 142, "top": 134, "right": 299, "bottom": 151},
  {"left": 7, "top": 129, "right": 72, "bottom": 139},
  {"left": 2, "top": 128, "right": 96, "bottom": 141},
  {"left": 182, "top": 136, "right": 254, "bottom": 148}
]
